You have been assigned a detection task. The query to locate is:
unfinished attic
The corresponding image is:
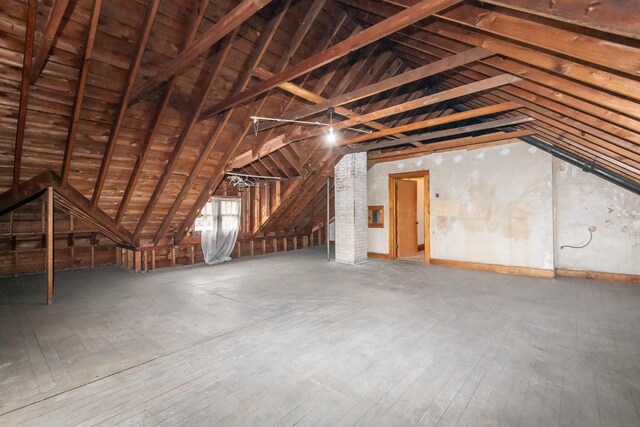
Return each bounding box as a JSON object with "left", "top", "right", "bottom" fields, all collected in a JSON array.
[{"left": 1, "top": 0, "right": 640, "bottom": 424}]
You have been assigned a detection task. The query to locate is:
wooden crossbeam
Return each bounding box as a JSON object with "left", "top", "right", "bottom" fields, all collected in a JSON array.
[
  {"left": 91, "top": 0, "right": 161, "bottom": 208},
  {"left": 60, "top": 0, "right": 103, "bottom": 187},
  {"left": 367, "top": 130, "right": 533, "bottom": 162},
  {"left": 134, "top": 31, "right": 237, "bottom": 241},
  {"left": 257, "top": 47, "right": 493, "bottom": 133},
  {"left": 437, "top": 2, "right": 640, "bottom": 77},
  {"left": 351, "top": 115, "right": 534, "bottom": 152},
  {"left": 288, "top": 74, "right": 521, "bottom": 143},
  {"left": 395, "top": 40, "right": 640, "bottom": 170},
  {"left": 391, "top": 32, "right": 640, "bottom": 151},
  {"left": 12, "top": 0, "right": 37, "bottom": 196},
  {"left": 129, "top": 0, "right": 273, "bottom": 104},
  {"left": 335, "top": 102, "right": 520, "bottom": 147},
  {"left": 199, "top": 0, "right": 462, "bottom": 119},
  {"left": 31, "top": 0, "right": 71, "bottom": 82},
  {"left": 476, "top": 0, "right": 640, "bottom": 40},
  {"left": 150, "top": 0, "right": 294, "bottom": 244},
  {"left": 115, "top": 0, "right": 210, "bottom": 226},
  {"left": 173, "top": 10, "right": 353, "bottom": 244},
  {"left": 233, "top": 60, "right": 410, "bottom": 168}
]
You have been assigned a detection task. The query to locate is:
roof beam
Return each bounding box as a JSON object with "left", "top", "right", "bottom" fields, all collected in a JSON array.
[
  {"left": 129, "top": 0, "right": 273, "bottom": 104},
  {"left": 12, "top": 0, "right": 37, "bottom": 196},
  {"left": 345, "top": 0, "right": 640, "bottom": 109},
  {"left": 390, "top": 35, "right": 640, "bottom": 135},
  {"left": 436, "top": 2, "right": 640, "bottom": 77},
  {"left": 31, "top": 0, "right": 71, "bottom": 82},
  {"left": 257, "top": 47, "right": 493, "bottom": 133},
  {"left": 91, "top": 0, "right": 161, "bottom": 208},
  {"left": 233, "top": 62, "right": 416, "bottom": 167},
  {"left": 467, "top": 0, "right": 640, "bottom": 41},
  {"left": 199, "top": 0, "right": 462, "bottom": 119},
  {"left": 173, "top": 7, "right": 350, "bottom": 244},
  {"left": 60, "top": 0, "right": 103, "bottom": 187},
  {"left": 368, "top": 129, "right": 533, "bottom": 162},
  {"left": 352, "top": 115, "right": 534, "bottom": 152},
  {"left": 336, "top": 102, "right": 520, "bottom": 146},
  {"left": 115, "top": 0, "right": 210, "bottom": 226},
  {"left": 289, "top": 74, "right": 521, "bottom": 143},
  {"left": 151, "top": 0, "right": 295, "bottom": 244},
  {"left": 134, "top": 30, "right": 237, "bottom": 242}
]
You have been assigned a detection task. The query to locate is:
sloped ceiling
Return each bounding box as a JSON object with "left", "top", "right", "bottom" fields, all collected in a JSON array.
[{"left": 1, "top": 0, "right": 638, "bottom": 245}]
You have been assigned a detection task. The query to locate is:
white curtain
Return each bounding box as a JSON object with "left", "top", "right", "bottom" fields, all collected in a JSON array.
[{"left": 201, "top": 196, "right": 241, "bottom": 265}]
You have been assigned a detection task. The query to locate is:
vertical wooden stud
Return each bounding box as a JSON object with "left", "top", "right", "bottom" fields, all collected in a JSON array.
[
  {"left": 46, "top": 186, "right": 54, "bottom": 305},
  {"left": 151, "top": 249, "right": 156, "bottom": 270},
  {"left": 134, "top": 250, "right": 141, "bottom": 272}
]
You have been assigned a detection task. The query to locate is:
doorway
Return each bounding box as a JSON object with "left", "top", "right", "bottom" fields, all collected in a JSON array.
[{"left": 389, "top": 171, "right": 430, "bottom": 264}]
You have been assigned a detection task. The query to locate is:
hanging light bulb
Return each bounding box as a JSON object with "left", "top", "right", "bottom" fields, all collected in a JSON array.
[
  {"left": 327, "top": 126, "right": 336, "bottom": 144},
  {"left": 326, "top": 107, "right": 336, "bottom": 145}
]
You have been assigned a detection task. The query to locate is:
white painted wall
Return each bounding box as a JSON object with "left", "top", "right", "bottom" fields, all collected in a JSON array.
[
  {"left": 554, "top": 158, "right": 640, "bottom": 275},
  {"left": 367, "top": 140, "right": 640, "bottom": 275},
  {"left": 368, "top": 141, "right": 555, "bottom": 269}
]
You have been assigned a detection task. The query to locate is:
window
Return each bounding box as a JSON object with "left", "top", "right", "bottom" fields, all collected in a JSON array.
[
  {"left": 220, "top": 199, "right": 240, "bottom": 232},
  {"left": 194, "top": 197, "right": 241, "bottom": 232},
  {"left": 194, "top": 200, "right": 213, "bottom": 232}
]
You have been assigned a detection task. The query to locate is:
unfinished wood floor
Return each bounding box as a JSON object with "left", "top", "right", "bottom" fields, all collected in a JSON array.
[{"left": 1, "top": 248, "right": 639, "bottom": 426}]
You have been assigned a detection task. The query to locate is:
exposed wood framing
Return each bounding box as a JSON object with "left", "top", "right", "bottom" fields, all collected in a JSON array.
[
  {"left": 200, "top": 0, "right": 462, "bottom": 118},
  {"left": 129, "top": 0, "right": 273, "bottom": 103},
  {"left": 60, "top": 0, "right": 104, "bottom": 187},
  {"left": 12, "top": 0, "right": 38, "bottom": 196},
  {"left": 91, "top": 0, "right": 161, "bottom": 207},
  {"left": 31, "top": 0, "right": 71, "bottom": 82}
]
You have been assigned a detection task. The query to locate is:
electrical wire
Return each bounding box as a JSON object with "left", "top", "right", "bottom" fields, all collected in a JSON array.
[{"left": 560, "top": 228, "right": 593, "bottom": 249}]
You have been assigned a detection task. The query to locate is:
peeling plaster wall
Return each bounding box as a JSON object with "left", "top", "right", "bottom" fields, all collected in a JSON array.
[
  {"left": 554, "top": 158, "right": 640, "bottom": 275},
  {"left": 368, "top": 141, "right": 555, "bottom": 269}
]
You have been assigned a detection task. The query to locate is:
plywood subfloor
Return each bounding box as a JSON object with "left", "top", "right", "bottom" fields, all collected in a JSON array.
[{"left": 1, "top": 248, "right": 640, "bottom": 425}]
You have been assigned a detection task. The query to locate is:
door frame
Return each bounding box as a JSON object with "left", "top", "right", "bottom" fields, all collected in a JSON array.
[{"left": 388, "top": 171, "right": 430, "bottom": 264}]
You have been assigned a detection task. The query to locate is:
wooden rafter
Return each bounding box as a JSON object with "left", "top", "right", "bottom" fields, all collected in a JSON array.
[
  {"left": 349, "top": 115, "right": 534, "bottom": 152},
  {"left": 60, "top": 0, "right": 103, "bottom": 187},
  {"left": 12, "top": 0, "right": 37, "bottom": 196},
  {"left": 257, "top": 47, "right": 493, "bottom": 133},
  {"left": 335, "top": 101, "right": 521, "bottom": 146},
  {"left": 166, "top": 0, "right": 343, "bottom": 244},
  {"left": 287, "top": 74, "right": 522, "bottom": 143},
  {"left": 31, "top": 0, "right": 71, "bottom": 82},
  {"left": 434, "top": 2, "right": 640, "bottom": 77},
  {"left": 392, "top": 36, "right": 640, "bottom": 172},
  {"left": 390, "top": 32, "right": 640, "bottom": 144},
  {"left": 91, "top": 0, "right": 161, "bottom": 208},
  {"left": 368, "top": 129, "right": 534, "bottom": 163},
  {"left": 476, "top": 0, "right": 640, "bottom": 40},
  {"left": 149, "top": 0, "right": 296, "bottom": 244},
  {"left": 115, "top": 0, "right": 210, "bottom": 226},
  {"left": 199, "top": 0, "right": 462, "bottom": 119},
  {"left": 129, "top": 0, "right": 273, "bottom": 104},
  {"left": 134, "top": 30, "right": 238, "bottom": 241}
]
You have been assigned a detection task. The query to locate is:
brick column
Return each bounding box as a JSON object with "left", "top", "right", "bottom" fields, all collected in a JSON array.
[{"left": 334, "top": 152, "right": 367, "bottom": 264}]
